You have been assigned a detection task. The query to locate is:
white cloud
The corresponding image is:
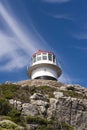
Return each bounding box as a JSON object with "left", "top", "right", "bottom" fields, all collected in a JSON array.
[
  {"left": 49, "top": 14, "right": 73, "bottom": 21},
  {"left": 0, "top": 3, "right": 45, "bottom": 71},
  {"left": 0, "top": 54, "right": 29, "bottom": 71},
  {"left": 42, "top": 0, "right": 71, "bottom": 3},
  {"left": 0, "top": 3, "right": 37, "bottom": 55},
  {"left": 0, "top": 32, "right": 29, "bottom": 70},
  {"left": 0, "top": 32, "right": 17, "bottom": 57}
]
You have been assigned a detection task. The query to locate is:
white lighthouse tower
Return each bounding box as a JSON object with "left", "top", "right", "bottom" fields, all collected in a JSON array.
[{"left": 27, "top": 50, "right": 62, "bottom": 81}]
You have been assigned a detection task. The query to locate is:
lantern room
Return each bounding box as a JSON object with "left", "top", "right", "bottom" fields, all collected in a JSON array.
[{"left": 27, "top": 50, "right": 62, "bottom": 81}]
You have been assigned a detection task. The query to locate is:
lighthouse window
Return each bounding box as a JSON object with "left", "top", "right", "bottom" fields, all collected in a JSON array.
[
  {"left": 43, "top": 56, "right": 47, "bottom": 60},
  {"left": 42, "top": 53, "right": 47, "bottom": 60},
  {"left": 33, "top": 55, "right": 36, "bottom": 63},
  {"left": 53, "top": 55, "right": 56, "bottom": 63},
  {"left": 37, "top": 56, "right": 41, "bottom": 61},
  {"left": 37, "top": 57, "right": 41, "bottom": 61},
  {"left": 37, "top": 54, "right": 41, "bottom": 61},
  {"left": 48, "top": 54, "right": 52, "bottom": 61}
]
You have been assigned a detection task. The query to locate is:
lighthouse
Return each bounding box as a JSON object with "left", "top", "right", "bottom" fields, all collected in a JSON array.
[{"left": 27, "top": 50, "right": 62, "bottom": 81}]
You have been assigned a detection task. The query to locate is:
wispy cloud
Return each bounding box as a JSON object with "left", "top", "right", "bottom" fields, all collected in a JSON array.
[
  {"left": 0, "top": 2, "right": 47, "bottom": 71},
  {"left": 49, "top": 14, "right": 73, "bottom": 21},
  {"left": 0, "top": 31, "right": 29, "bottom": 71},
  {"left": 0, "top": 3, "right": 37, "bottom": 55},
  {"left": 58, "top": 72, "right": 81, "bottom": 84},
  {"left": 58, "top": 73, "right": 73, "bottom": 84},
  {"left": 72, "top": 23, "right": 87, "bottom": 40},
  {"left": 42, "top": 0, "right": 71, "bottom": 3},
  {"left": 73, "top": 33, "right": 87, "bottom": 40},
  {"left": 74, "top": 46, "right": 87, "bottom": 51}
]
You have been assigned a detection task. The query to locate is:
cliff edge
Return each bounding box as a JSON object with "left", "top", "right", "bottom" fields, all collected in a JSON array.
[{"left": 0, "top": 79, "right": 87, "bottom": 130}]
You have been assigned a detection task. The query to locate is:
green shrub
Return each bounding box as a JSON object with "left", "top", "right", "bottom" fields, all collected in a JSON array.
[
  {"left": 61, "top": 122, "right": 74, "bottom": 130},
  {"left": 0, "top": 83, "right": 57, "bottom": 102},
  {"left": 0, "top": 120, "right": 22, "bottom": 130},
  {"left": 0, "top": 97, "right": 24, "bottom": 125},
  {"left": 37, "top": 86, "right": 56, "bottom": 93},
  {"left": 27, "top": 116, "right": 47, "bottom": 125},
  {"left": 29, "top": 86, "right": 56, "bottom": 98},
  {"left": 1, "top": 116, "right": 12, "bottom": 121},
  {"left": 61, "top": 90, "right": 84, "bottom": 99},
  {"left": 0, "top": 84, "right": 30, "bottom": 102},
  {"left": 0, "top": 84, "right": 20, "bottom": 99},
  {"left": 26, "top": 116, "right": 53, "bottom": 125},
  {"left": 0, "top": 98, "right": 11, "bottom": 115},
  {"left": 36, "top": 125, "right": 53, "bottom": 130},
  {"left": 7, "top": 108, "right": 21, "bottom": 124},
  {"left": 29, "top": 86, "right": 36, "bottom": 95},
  {"left": 26, "top": 116, "right": 54, "bottom": 130},
  {"left": 37, "top": 86, "right": 56, "bottom": 98}
]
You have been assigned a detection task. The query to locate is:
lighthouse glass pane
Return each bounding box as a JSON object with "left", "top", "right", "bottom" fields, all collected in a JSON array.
[
  {"left": 33, "top": 55, "right": 36, "bottom": 63},
  {"left": 42, "top": 53, "right": 47, "bottom": 60},
  {"left": 37, "top": 57, "right": 41, "bottom": 61},
  {"left": 31, "top": 57, "right": 33, "bottom": 64},
  {"left": 53, "top": 55, "right": 56, "bottom": 63},
  {"left": 37, "top": 54, "right": 41, "bottom": 61},
  {"left": 43, "top": 56, "right": 47, "bottom": 60},
  {"left": 48, "top": 54, "right": 52, "bottom": 61}
]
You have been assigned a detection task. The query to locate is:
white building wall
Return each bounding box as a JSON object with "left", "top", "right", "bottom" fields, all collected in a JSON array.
[
  {"left": 32, "top": 60, "right": 56, "bottom": 66},
  {"left": 31, "top": 67, "right": 57, "bottom": 79}
]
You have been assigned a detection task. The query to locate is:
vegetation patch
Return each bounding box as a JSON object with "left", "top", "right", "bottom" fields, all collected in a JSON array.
[
  {"left": 0, "top": 120, "right": 17, "bottom": 129},
  {"left": 0, "top": 120, "right": 21, "bottom": 130},
  {"left": 0, "top": 98, "right": 11, "bottom": 115},
  {"left": 0, "top": 97, "right": 22, "bottom": 125},
  {"left": 1, "top": 116, "right": 12, "bottom": 121},
  {"left": 0, "top": 83, "right": 57, "bottom": 101},
  {"left": 0, "top": 84, "right": 20, "bottom": 99},
  {"left": 0, "top": 84, "right": 30, "bottom": 102},
  {"left": 7, "top": 108, "right": 21, "bottom": 124},
  {"left": 26, "top": 115, "right": 54, "bottom": 130},
  {"left": 61, "top": 90, "right": 84, "bottom": 99},
  {"left": 26, "top": 115, "right": 53, "bottom": 125},
  {"left": 36, "top": 125, "right": 54, "bottom": 130},
  {"left": 28, "top": 86, "right": 56, "bottom": 98},
  {"left": 26, "top": 116, "right": 74, "bottom": 130},
  {"left": 61, "top": 122, "right": 74, "bottom": 130}
]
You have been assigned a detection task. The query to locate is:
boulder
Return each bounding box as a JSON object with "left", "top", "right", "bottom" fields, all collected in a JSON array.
[
  {"left": 53, "top": 91, "right": 63, "bottom": 99},
  {"left": 30, "top": 93, "right": 47, "bottom": 101},
  {"left": 9, "top": 99, "right": 22, "bottom": 111},
  {"left": 30, "top": 100, "right": 49, "bottom": 116},
  {"left": 22, "top": 103, "right": 38, "bottom": 116}
]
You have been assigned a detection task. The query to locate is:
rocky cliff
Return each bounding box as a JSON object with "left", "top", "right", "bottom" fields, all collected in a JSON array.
[{"left": 0, "top": 79, "right": 87, "bottom": 130}]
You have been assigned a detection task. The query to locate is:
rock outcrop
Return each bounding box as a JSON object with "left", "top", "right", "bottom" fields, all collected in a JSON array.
[{"left": 1, "top": 79, "right": 87, "bottom": 130}]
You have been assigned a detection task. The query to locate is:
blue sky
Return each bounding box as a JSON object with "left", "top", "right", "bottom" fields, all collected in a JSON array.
[{"left": 0, "top": 0, "right": 87, "bottom": 87}]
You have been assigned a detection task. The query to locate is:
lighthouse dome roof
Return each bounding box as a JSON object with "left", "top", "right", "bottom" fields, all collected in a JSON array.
[{"left": 32, "top": 50, "right": 55, "bottom": 57}]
